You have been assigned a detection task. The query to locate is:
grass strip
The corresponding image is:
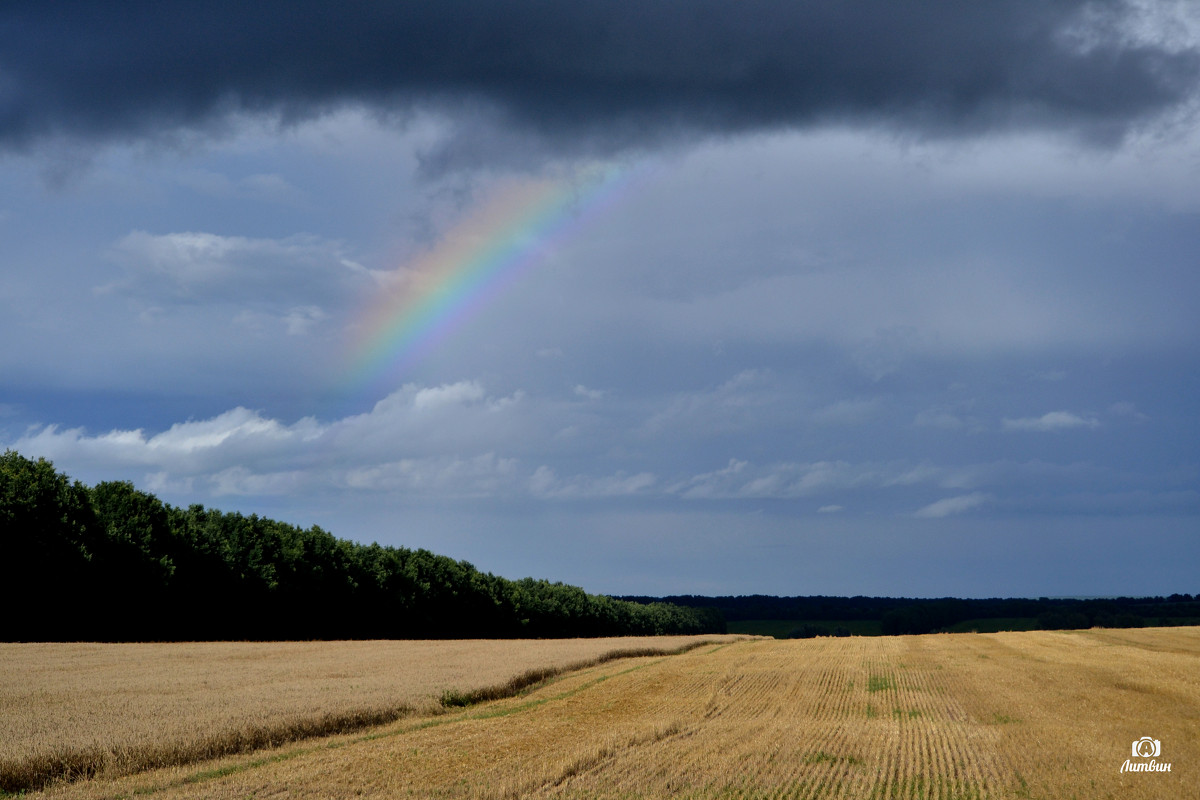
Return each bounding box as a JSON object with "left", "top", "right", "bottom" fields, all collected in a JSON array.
[{"left": 437, "top": 639, "right": 726, "bottom": 708}]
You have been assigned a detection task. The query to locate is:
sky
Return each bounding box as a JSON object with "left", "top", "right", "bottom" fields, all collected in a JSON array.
[{"left": 1, "top": 0, "right": 1198, "bottom": 598}]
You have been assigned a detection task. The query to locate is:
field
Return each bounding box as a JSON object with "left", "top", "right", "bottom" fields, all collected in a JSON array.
[
  {"left": 7, "top": 628, "right": 1199, "bottom": 799},
  {"left": 0, "top": 636, "right": 740, "bottom": 793}
]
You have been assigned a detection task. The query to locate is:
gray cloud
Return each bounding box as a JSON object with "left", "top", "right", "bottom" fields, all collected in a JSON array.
[
  {"left": 2, "top": 1, "right": 1197, "bottom": 157},
  {"left": 2, "top": 23, "right": 1197, "bottom": 599}
]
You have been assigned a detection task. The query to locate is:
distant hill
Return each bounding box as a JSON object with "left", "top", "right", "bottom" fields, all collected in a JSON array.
[{"left": 0, "top": 450, "right": 723, "bottom": 641}]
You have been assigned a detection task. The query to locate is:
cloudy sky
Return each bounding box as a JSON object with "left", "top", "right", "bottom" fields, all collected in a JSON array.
[{"left": 2, "top": 0, "right": 1198, "bottom": 597}]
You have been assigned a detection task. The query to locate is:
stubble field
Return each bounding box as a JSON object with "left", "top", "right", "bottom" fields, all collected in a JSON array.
[
  {"left": 6, "top": 628, "right": 1198, "bottom": 799},
  {"left": 0, "top": 635, "right": 740, "bottom": 793}
]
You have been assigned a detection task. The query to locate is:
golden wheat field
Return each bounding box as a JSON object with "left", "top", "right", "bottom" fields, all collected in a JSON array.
[
  {"left": 8, "top": 628, "right": 1199, "bottom": 799},
  {"left": 0, "top": 635, "right": 741, "bottom": 793}
]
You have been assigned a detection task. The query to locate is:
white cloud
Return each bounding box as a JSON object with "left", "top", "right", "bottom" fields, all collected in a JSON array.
[
  {"left": 412, "top": 380, "right": 486, "bottom": 411},
  {"left": 642, "top": 370, "right": 778, "bottom": 435},
  {"left": 103, "top": 230, "right": 367, "bottom": 307},
  {"left": 11, "top": 407, "right": 325, "bottom": 482},
  {"left": 209, "top": 466, "right": 311, "bottom": 496},
  {"left": 670, "top": 459, "right": 956, "bottom": 500},
  {"left": 1002, "top": 411, "right": 1100, "bottom": 432},
  {"left": 6, "top": 383, "right": 1187, "bottom": 527},
  {"left": 573, "top": 384, "right": 605, "bottom": 400},
  {"left": 339, "top": 258, "right": 391, "bottom": 286},
  {"left": 914, "top": 492, "right": 991, "bottom": 518},
  {"left": 112, "top": 230, "right": 238, "bottom": 290},
  {"left": 671, "top": 458, "right": 749, "bottom": 499},
  {"left": 529, "top": 466, "right": 657, "bottom": 499},
  {"left": 283, "top": 305, "right": 327, "bottom": 335},
  {"left": 344, "top": 454, "right": 519, "bottom": 496},
  {"left": 6, "top": 381, "right": 531, "bottom": 497}
]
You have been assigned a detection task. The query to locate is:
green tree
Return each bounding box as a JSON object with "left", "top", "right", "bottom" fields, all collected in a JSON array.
[{"left": 0, "top": 451, "right": 100, "bottom": 639}]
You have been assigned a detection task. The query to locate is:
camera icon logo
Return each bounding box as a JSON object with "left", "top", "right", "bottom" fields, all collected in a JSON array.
[{"left": 1132, "top": 737, "right": 1161, "bottom": 758}]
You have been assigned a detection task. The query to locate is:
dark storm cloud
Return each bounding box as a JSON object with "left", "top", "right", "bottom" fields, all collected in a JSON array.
[{"left": 1, "top": 0, "right": 1197, "bottom": 151}]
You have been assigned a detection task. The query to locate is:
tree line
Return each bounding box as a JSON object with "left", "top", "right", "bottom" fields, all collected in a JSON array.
[
  {"left": 0, "top": 451, "right": 724, "bottom": 641},
  {"left": 622, "top": 592, "right": 1200, "bottom": 637}
]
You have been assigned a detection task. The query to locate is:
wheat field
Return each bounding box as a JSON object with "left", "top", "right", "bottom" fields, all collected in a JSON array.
[
  {"left": 12, "top": 628, "right": 1200, "bottom": 799},
  {"left": 0, "top": 635, "right": 740, "bottom": 793}
]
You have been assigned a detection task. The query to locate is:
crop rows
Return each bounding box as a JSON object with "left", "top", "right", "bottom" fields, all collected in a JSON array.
[
  {"left": 22, "top": 628, "right": 1200, "bottom": 799},
  {"left": 0, "top": 636, "right": 739, "bottom": 793}
]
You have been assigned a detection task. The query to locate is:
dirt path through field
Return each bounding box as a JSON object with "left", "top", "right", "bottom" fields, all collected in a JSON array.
[{"left": 36, "top": 629, "right": 1200, "bottom": 799}]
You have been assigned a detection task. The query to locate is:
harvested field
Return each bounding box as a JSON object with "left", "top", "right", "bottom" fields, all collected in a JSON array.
[
  {"left": 0, "top": 635, "right": 741, "bottom": 793},
  {"left": 14, "top": 628, "right": 1200, "bottom": 799}
]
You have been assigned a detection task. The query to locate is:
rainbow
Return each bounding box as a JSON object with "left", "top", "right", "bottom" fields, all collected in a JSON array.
[{"left": 347, "top": 165, "right": 636, "bottom": 394}]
